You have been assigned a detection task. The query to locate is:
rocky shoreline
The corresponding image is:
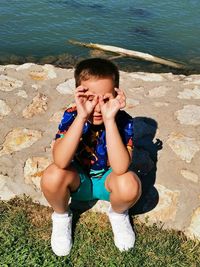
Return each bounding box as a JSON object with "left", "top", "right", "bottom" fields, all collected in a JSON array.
[
  {"left": 0, "top": 63, "right": 200, "bottom": 240},
  {"left": 1, "top": 53, "right": 199, "bottom": 75}
]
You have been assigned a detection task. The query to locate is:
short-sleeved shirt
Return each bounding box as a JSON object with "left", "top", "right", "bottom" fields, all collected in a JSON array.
[{"left": 55, "top": 104, "right": 134, "bottom": 178}]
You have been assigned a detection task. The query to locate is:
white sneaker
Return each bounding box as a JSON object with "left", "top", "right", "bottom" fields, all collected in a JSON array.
[
  {"left": 108, "top": 206, "right": 135, "bottom": 252},
  {"left": 51, "top": 211, "right": 73, "bottom": 256}
]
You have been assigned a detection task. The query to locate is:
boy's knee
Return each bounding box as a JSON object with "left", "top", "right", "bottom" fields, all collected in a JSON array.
[
  {"left": 41, "top": 163, "right": 68, "bottom": 193},
  {"left": 114, "top": 171, "right": 142, "bottom": 203}
]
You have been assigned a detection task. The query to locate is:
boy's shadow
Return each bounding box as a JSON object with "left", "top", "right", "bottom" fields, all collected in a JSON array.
[
  {"left": 128, "top": 117, "right": 162, "bottom": 216},
  {"left": 70, "top": 117, "right": 163, "bottom": 238}
]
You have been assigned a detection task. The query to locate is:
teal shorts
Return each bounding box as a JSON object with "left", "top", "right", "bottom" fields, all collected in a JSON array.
[{"left": 70, "top": 161, "right": 112, "bottom": 202}]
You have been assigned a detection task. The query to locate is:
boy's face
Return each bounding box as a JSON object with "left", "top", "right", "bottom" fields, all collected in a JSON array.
[{"left": 80, "top": 77, "right": 116, "bottom": 125}]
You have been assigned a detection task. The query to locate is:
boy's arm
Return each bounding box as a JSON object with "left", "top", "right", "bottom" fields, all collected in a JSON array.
[
  {"left": 53, "top": 86, "right": 98, "bottom": 169},
  {"left": 100, "top": 88, "right": 131, "bottom": 175},
  {"left": 105, "top": 119, "right": 131, "bottom": 175},
  {"left": 53, "top": 115, "right": 86, "bottom": 169}
]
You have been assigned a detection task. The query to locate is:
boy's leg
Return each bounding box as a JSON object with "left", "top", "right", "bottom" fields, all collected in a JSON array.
[
  {"left": 105, "top": 170, "right": 141, "bottom": 213},
  {"left": 40, "top": 163, "right": 81, "bottom": 257},
  {"left": 41, "top": 163, "right": 80, "bottom": 213},
  {"left": 104, "top": 171, "right": 142, "bottom": 252}
]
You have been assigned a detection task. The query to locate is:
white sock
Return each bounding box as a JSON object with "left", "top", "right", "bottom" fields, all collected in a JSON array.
[
  {"left": 53, "top": 211, "right": 69, "bottom": 218},
  {"left": 108, "top": 206, "right": 128, "bottom": 216}
]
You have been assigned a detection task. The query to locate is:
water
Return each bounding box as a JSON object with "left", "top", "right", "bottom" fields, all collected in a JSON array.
[{"left": 0, "top": 0, "right": 200, "bottom": 72}]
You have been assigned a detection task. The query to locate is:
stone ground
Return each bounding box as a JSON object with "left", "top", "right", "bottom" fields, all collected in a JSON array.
[{"left": 0, "top": 63, "right": 200, "bottom": 240}]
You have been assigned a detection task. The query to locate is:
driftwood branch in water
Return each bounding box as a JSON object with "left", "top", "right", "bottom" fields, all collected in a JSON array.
[{"left": 69, "top": 39, "right": 185, "bottom": 69}]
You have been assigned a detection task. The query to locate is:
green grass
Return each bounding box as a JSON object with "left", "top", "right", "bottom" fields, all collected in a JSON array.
[{"left": 0, "top": 196, "right": 199, "bottom": 267}]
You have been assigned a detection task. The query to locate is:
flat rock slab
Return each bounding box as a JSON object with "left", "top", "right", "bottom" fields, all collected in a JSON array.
[
  {"left": 0, "top": 128, "right": 42, "bottom": 156},
  {"left": 176, "top": 105, "right": 200, "bottom": 126},
  {"left": 0, "top": 75, "right": 23, "bottom": 91},
  {"left": 22, "top": 93, "right": 48, "bottom": 118},
  {"left": 167, "top": 132, "right": 199, "bottom": 163},
  {"left": 0, "top": 99, "right": 11, "bottom": 119},
  {"left": 0, "top": 63, "right": 200, "bottom": 240}
]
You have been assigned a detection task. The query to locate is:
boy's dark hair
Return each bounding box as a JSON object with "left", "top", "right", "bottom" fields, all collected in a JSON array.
[{"left": 74, "top": 58, "right": 119, "bottom": 87}]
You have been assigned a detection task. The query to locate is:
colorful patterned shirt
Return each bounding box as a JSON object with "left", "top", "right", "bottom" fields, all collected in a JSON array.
[{"left": 55, "top": 104, "right": 134, "bottom": 178}]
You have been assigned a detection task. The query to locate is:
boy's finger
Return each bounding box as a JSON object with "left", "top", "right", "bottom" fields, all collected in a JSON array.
[
  {"left": 99, "top": 95, "right": 104, "bottom": 106},
  {"left": 103, "top": 93, "right": 113, "bottom": 100},
  {"left": 75, "top": 92, "right": 88, "bottom": 98},
  {"left": 75, "top": 91, "right": 87, "bottom": 96},
  {"left": 117, "top": 99, "right": 126, "bottom": 108},
  {"left": 91, "top": 95, "right": 99, "bottom": 106},
  {"left": 118, "top": 98, "right": 126, "bottom": 106},
  {"left": 85, "top": 91, "right": 96, "bottom": 97},
  {"left": 114, "top": 87, "right": 122, "bottom": 93},
  {"left": 104, "top": 93, "right": 112, "bottom": 97},
  {"left": 119, "top": 98, "right": 126, "bottom": 104},
  {"left": 115, "top": 88, "right": 125, "bottom": 95},
  {"left": 75, "top": 86, "right": 88, "bottom": 93},
  {"left": 116, "top": 95, "right": 126, "bottom": 101}
]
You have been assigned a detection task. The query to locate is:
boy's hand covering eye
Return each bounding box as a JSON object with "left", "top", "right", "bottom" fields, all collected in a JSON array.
[
  {"left": 75, "top": 86, "right": 98, "bottom": 120},
  {"left": 99, "top": 88, "right": 126, "bottom": 121},
  {"left": 115, "top": 88, "right": 126, "bottom": 108}
]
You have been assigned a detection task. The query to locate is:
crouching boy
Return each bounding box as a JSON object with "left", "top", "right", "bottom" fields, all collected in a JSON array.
[{"left": 41, "top": 58, "right": 142, "bottom": 256}]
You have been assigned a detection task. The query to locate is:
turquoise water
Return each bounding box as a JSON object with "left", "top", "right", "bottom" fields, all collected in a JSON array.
[{"left": 0, "top": 0, "right": 200, "bottom": 71}]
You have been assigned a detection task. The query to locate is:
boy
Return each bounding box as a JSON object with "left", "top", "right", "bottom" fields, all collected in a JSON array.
[{"left": 41, "top": 58, "right": 141, "bottom": 256}]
